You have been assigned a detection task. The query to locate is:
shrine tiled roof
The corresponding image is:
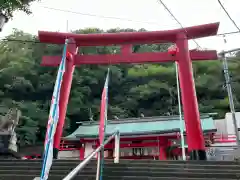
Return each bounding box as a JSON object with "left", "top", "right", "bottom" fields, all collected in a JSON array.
[{"left": 64, "top": 115, "right": 216, "bottom": 140}]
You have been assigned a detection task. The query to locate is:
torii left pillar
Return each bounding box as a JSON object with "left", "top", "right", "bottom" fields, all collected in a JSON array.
[{"left": 53, "top": 38, "right": 78, "bottom": 159}]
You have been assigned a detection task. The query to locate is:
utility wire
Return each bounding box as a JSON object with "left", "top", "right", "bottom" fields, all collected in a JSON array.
[
  {"left": 42, "top": 6, "right": 162, "bottom": 26},
  {"left": 43, "top": 5, "right": 240, "bottom": 37},
  {"left": 1, "top": 2, "right": 240, "bottom": 45},
  {"left": 157, "top": 0, "right": 201, "bottom": 49},
  {"left": 218, "top": 31, "right": 240, "bottom": 36},
  {"left": 217, "top": 0, "right": 240, "bottom": 32}
]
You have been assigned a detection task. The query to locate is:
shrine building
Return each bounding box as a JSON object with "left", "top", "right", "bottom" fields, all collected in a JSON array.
[{"left": 59, "top": 114, "right": 216, "bottom": 160}]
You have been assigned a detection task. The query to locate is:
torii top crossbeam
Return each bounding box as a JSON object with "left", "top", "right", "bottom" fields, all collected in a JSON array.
[
  {"left": 39, "top": 22, "right": 219, "bottom": 46},
  {"left": 38, "top": 22, "right": 219, "bottom": 66}
]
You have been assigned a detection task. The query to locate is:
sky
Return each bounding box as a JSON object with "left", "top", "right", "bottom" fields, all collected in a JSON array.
[{"left": 1, "top": 0, "right": 240, "bottom": 53}]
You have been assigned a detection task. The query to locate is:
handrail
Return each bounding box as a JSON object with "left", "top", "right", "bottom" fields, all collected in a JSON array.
[{"left": 63, "top": 130, "right": 120, "bottom": 180}]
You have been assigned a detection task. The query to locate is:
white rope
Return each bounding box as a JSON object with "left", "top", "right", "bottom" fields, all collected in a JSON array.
[{"left": 175, "top": 62, "right": 186, "bottom": 160}]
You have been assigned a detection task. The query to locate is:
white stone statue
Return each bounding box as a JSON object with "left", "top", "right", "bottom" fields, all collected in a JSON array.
[
  {"left": 0, "top": 108, "right": 21, "bottom": 132},
  {"left": 0, "top": 108, "right": 21, "bottom": 153}
]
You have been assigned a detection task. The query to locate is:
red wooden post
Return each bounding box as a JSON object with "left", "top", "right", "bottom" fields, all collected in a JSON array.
[
  {"left": 79, "top": 143, "right": 85, "bottom": 160},
  {"left": 159, "top": 147, "right": 167, "bottom": 160},
  {"left": 95, "top": 140, "right": 100, "bottom": 159},
  {"left": 53, "top": 39, "right": 78, "bottom": 159},
  {"left": 176, "top": 33, "right": 206, "bottom": 160},
  {"left": 158, "top": 137, "right": 168, "bottom": 160},
  {"left": 121, "top": 44, "right": 132, "bottom": 54}
]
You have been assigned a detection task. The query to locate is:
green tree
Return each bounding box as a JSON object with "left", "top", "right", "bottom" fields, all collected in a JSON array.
[
  {"left": 1, "top": 28, "right": 239, "bottom": 148},
  {"left": 0, "top": 0, "right": 40, "bottom": 18}
]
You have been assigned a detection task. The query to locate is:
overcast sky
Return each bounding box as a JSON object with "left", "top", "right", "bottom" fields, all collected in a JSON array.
[{"left": 1, "top": 0, "right": 240, "bottom": 52}]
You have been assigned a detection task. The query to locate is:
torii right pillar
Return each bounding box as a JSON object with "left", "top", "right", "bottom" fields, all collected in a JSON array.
[{"left": 176, "top": 33, "right": 206, "bottom": 160}]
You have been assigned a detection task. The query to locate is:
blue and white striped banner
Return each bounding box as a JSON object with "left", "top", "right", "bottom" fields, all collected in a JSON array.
[{"left": 40, "top": 39, "right": 69, "bottom": 180}]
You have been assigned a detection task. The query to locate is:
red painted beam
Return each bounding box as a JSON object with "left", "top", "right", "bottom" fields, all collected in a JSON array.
[
  {"left": 214, "top": 140, "right": 236, "bottom": 143},
  {"left": 93, "top": 142, "right": 159, "bottom": 149},
  {"left": 80, "top": 135, "right": 177, "bottom": 143},
  {"left": 113, "top": 156, "right": 159, "bottom": 160},
  {"left": 41, "top": 50, "right": 218, "bottom": 66},
  {"left": 81, "top": 136, "right": 176, "bottom": 143},
  {"left": 118, "top": 136, "right": 177, "bottom": 142},
  {"left": 187, "top": 50, "right": 218, "bottom": 61},
  {"left": 38, "top": 22, "right": 219, "bottom": 46},
  {"left": 59, "top": 148, "right": 79, "bottom": 151}
]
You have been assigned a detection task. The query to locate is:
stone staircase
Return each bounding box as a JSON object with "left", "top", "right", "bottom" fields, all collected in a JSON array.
[{"left": 0, "top": 159, "right": 240, "bottom": 179}]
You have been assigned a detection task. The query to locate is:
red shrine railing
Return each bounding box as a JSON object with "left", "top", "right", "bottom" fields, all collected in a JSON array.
[
  {"left": 59, "top": 140, "right": 80, "bottom": 151},
  {"left": 58, "top": 134, "right": 238, "bottom": 151},
  {"left": 22, "top": 133, "right": 238, "bottom": 160},
  {"left": 213, "top": 134, "right": 237, "bottom": 143}
]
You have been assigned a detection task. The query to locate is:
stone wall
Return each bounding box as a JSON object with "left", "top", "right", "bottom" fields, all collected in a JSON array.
[{"left": 58, "top": 150, "right": 80, "bottom": 159}]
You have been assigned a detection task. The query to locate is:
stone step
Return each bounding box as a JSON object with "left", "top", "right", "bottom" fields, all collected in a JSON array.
[
  {"left": 114, "top": 160, "right": 240, "bottom": 165},
  {"left": 101, "top": 171, "right": 240, "bottom": 179},
  {"left": 0, "top": 169, "right": 239, "bottom": 179},
  {"left": 110, "top": 163, "right": 240, "bottom": 169},
  {"left": 0, "top": 174, "right": 237, "bottom": 180},
  {"left": 1, "top": 160, "right": 240, "bottom": 180},
  {"left": 0, "top": 165, "right": 240, "bottom": 173},
  {"left": 1, "top": 162, "right": 240, "bottom": 171},
  {"left": 1, "top": 159, "right": 240, "bottom": 165}
]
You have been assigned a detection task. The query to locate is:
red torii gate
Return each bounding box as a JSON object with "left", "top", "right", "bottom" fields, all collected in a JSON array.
[{"left": 38, "top": 22, "right": 219, "bottom": 160}]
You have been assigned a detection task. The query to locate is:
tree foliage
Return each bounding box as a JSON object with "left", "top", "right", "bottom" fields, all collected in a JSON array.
[
  {"left": 0, "top": 28, "right": 239, "bottom": 147},
  {"left": 0, "top": 0, "right": 39, "bottom": 18}
]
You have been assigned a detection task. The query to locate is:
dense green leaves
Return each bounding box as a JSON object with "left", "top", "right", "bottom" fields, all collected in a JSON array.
[
  {"left": 0, "top": 28, "right": 239, "bottom": 147},
  {"left": 0, "top": 0, "right": 39, "bottom": 18}
]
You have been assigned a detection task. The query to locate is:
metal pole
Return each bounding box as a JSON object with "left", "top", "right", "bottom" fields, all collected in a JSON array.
[
  {"left": 63, "top": 131, "right": 118, "bottom": 180},
  {"left": 95, "top": 152, "right": 101, "bottom": 180},
  {"left": 114, "top": 132, "right": 120, "bottom": 163},
  {"left": 221, "top": 53, "right": 240, "bottom": 147},
  {"left": 66, "top": 20, "right": 69, "bottom": 32},
  {"left": 175, "top": 62, "right": 186, "bottom": 160}
]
